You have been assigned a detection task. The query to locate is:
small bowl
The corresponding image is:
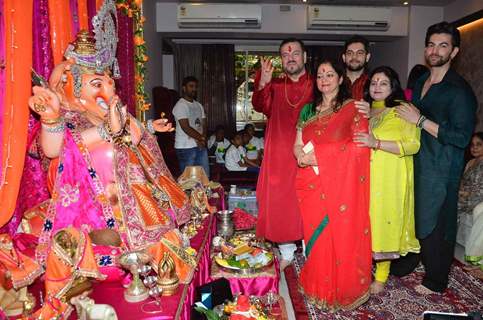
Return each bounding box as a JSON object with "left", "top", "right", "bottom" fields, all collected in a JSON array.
[{"left": 217, "top": 210, "right": 233, "bottom": 220}]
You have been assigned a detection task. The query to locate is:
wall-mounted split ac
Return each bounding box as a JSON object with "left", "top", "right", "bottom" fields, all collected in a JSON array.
[
  {"left": 177, "top": 4, "right": 262, "bottom": 29},
  {"left": 307, "top": 5, "right": 391, "bottom": 31}
]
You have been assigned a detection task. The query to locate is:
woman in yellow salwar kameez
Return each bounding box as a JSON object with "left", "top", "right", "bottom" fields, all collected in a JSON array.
[{"left": 354, "top": 66, "right": 421, "bottom": 293}]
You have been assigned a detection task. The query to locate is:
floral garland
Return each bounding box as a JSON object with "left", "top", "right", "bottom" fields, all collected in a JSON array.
[{"left": 115, "top": 0, "right": 150, "bottom": 121}]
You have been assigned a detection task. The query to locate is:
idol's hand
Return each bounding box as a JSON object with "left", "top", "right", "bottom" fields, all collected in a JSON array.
[
  {"left": 258, "top": 56, "right": 274, "bottom": 90},
  {"left": 152, "top": 118, "right": 174, "bottom": 132},
  {"left": 396, "top": 101, "right": 420, "bottom": 124},
  {"left": 353, "top": 131, "right": 376, "bottom": 148},
  {"left": 108, "top": 95, "right": 126, "bottom": 134},
  {"left": 354, "top": 100, "right": 371, "bottom": 119},
  {"left": 28, "top": 86, "right": 61, "bottom": 120}
]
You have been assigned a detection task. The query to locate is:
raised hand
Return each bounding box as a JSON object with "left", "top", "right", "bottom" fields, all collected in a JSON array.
[
  {"left": 28, "top": 86, "right": 61, "bottom": 120},
  {"left": 258, "top": 56, "right": 274, "bottom": 90}
]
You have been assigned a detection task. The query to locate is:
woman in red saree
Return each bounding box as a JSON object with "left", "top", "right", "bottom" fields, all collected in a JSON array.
[{"left": 294, "top": 60, "right": 372, "bottom": 311}]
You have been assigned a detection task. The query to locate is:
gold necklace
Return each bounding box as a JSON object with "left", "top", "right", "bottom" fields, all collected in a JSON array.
[{"left": 284, "top": 75, "right": 310, "bottom": 108}]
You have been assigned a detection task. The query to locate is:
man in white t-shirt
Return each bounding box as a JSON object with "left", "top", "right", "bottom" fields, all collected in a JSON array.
[
  {"left": 207, "top": 125, "right": 231, "bottom": 164},
  {"left": 225, "top": 131, "right": 259, "bottom": 173},
  {"left": 244, "top": 123, "right": 264, "bottom": 165},
  {"left": 172, "top": 76, "right": 210, "bottom": 176}
]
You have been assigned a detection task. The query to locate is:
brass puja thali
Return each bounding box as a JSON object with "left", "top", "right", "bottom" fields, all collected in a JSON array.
[{"left": 213, "top": 232, "right": 274, "bottom": 275}]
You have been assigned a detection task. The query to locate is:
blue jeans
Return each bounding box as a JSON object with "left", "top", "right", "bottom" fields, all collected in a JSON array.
[{"left": 175, "top": 147, "right": 210, "bottom": 177}]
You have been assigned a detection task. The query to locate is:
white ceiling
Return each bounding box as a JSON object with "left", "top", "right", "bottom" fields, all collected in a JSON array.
[{"left": 156, "top": 0, "right": 456, "bottom": 6}]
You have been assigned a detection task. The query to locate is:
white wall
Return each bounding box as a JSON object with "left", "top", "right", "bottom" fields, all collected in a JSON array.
[
  {"left": 156, "top": 2, "right": 409, "bottom": 37},
  {"left": 162, "top": 55, "right": 175, "bottom": 89},
  {"left": 144, "top": 0, "right": 163, "bottom": 118},
  {"left": 407, "top": 6, "right": 444, "bottom": 72},
  {"left": 444, "top": 0, "right": 483, "bottom": 22},
  {"left": 371, "top": 37, "right": 410, "bottom": 87}
]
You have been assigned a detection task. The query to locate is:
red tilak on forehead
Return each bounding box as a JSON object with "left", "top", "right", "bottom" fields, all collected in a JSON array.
[{"left": 288, "top": 45, "right": 292, "bottom": 52}]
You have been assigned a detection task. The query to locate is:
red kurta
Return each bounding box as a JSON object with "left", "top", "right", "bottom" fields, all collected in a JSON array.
[
  {"left": 348, "top": 73, "right": 369, "bottom": 101},
  {"left": 252, "top": 71, "right": 313, "bottom": 242}
]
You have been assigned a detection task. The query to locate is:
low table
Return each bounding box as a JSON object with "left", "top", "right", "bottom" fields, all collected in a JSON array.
[{"left": 210, "top": 250, "right": 280, "bottom": 297}]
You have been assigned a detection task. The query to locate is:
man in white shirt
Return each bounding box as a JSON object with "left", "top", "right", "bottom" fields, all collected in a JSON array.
[
  {"left": 225, "top": 131, "right": 259, "bottom": 172},
  {"left": 207, "top": 125, "right": 231, "bottom": 164},
  {"left": 244, "top": 123, "right": 264, "bottom": 165},
  {"left": 172, "top": 76, "right": 210, "bottom": 176}
]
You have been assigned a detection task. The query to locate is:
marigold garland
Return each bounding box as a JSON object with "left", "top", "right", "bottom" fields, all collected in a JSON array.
[{"left": 116, "top": 0, "right": 150, "bottom": 121}]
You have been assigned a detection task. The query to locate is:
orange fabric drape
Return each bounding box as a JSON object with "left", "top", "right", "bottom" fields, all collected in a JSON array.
[
  {"left": 48, "top": 0, "right": 73, "bottom": 65},
  {"left": 77, "top": 0, "right": 89, "bottom": 31},
  {"left": 96, "top": 0, "right": 103, "bottom": 11},
  {"left": 0, "top": 0, "right": 33, "bottom": 227}
]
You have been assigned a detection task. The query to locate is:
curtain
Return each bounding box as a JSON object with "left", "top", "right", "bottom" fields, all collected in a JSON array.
[
  {"left": 173, "top": 43, "right": 236, "bottom": 135},
  {"left": 201, "top": 44, "right": 236, "bottom": 135},
  {"left": 173, "top": 44, "right": 203, "bottom": 94},
  {"left": 306, "top": 45, "right": 344, "bottom": 75}
]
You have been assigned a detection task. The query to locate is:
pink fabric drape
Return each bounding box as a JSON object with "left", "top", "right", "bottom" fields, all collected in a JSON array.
[
  {"left": 116, "top": 8, "right": 136, "bottom": 115},
  {"left": 0, "top": 0, "right": 5, "bottom": 181},
  {"left": 86, "top": 0, "right": 97, "bottom": 32},
  {"left": 69, "top": 0, "right": 80, "bottom": 36}
]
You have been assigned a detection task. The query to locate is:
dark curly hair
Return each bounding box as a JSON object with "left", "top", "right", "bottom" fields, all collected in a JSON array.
[
  {"left": 364, "top": 66, "right": 405, "bottom": 108},
  {"left": 312, "top": 59, "right": 351, "bottom": 114}
]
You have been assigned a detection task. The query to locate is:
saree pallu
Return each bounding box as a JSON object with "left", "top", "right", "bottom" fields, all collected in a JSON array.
[{"left": 295, "top": 101, "right": 372, "bottom": 311}]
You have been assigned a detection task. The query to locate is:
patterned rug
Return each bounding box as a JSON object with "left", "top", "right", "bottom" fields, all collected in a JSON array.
[{"left": 285, "top": 253, "right": 483, "bottom": 320}]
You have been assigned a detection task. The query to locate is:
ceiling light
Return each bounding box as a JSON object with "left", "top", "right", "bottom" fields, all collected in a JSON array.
[
  {"left": 302, "top": 0, "right": 307, "bottom": 2},
  {"left": 403, "top": 1, "right": 409, "bottom": 5}
]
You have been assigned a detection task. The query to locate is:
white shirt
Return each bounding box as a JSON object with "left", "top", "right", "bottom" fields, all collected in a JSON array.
[
  {"left": 246, "top": 136, "right": 264, "bottom": 160},
  {"left": 172, "top": 98, "right": 206, "bottom": 149},
  {"left": 208, "top": 136, "right": 231, "bottom": 164},
  {"left": 225, "top": 145, "right": 247, "bottom": 171}
]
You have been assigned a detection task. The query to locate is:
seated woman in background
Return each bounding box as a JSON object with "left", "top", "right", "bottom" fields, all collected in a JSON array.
[
  {"left": 208, "top": 125, "right": 231, "bottom": 164},
  {"left": 294, "top": 59, "right": 371, "bottom": 311},
  {"left": 354, "top": 66, "right": 421, "bottom": 293},
  {"left": 225, "top": 131, "right": 259, "bottom": 173},
  {"left": 457, "top": 132, "right": 483, "bottom": 279}
]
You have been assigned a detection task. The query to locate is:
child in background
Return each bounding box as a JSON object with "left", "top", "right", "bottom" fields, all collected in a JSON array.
[
  {"left": 244, "top": 124, "right": 264, "bottom": 166},
  {"left": 208, "top": 125, "right": 231, "bottom": 164},
  {"left": 225, "top": 131, "right": 259, "bottom": 173}
]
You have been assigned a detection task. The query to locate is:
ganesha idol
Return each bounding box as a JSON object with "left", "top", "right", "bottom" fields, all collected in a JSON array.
[{"left": 23, "top": 30, "right": 196, "bottom": 286}]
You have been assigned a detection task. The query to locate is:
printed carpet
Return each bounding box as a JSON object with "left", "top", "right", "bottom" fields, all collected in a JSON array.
[{"left": 284, "top": 253, "right": 483, "bottom": 320}]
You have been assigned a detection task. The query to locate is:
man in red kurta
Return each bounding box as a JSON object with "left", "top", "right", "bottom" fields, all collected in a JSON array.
[{"left": 252, "top": 38, "right": 313, "bottom": 268}]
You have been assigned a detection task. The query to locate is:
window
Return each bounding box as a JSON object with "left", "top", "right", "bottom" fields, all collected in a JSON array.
[{"left": 235, "top": 51, "right": 282, "bottom": 128}]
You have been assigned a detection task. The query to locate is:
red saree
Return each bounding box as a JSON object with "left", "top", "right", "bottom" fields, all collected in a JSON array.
[{"left": 295, "top": 100, "right": 371, "bottom": 311}]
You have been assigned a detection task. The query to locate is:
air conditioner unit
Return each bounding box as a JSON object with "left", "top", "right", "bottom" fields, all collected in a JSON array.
[
  {"left": 177, "top": 4, "right": 261, "bottom": 29},
  {"left": 307, "top": 5, "right": 391, "bottom": 31}
]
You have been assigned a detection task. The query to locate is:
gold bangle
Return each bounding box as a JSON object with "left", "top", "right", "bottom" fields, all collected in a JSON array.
[{"left": 40, "top": 117, "right": 62, "bottom": 125}]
